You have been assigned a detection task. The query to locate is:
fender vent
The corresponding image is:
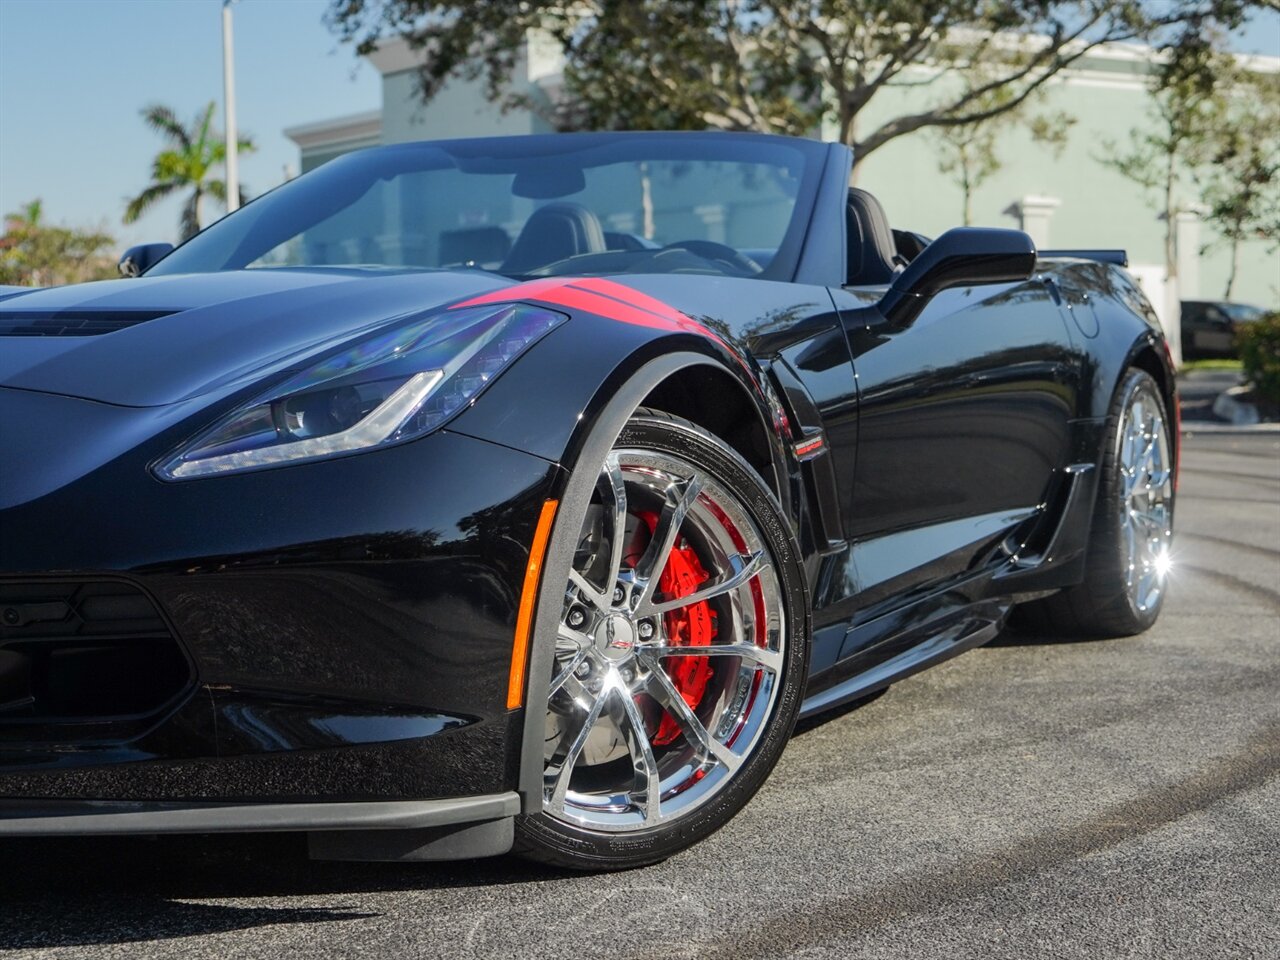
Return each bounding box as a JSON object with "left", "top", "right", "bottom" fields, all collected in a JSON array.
[{"left": 0, "top": 309, "right": 176, "bottom": 337}]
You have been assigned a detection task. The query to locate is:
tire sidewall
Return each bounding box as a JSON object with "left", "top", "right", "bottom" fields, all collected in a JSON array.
[{"left": 1096, "top": 369, "right": 1174, "bottom": 631}]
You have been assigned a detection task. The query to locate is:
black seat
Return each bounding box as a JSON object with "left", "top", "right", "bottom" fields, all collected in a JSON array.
[
  {"left": 845, "top": 188, "right": 898, "bottom": 286},
  {"left": 502, "top": 202, "right": 607, "bottom": 274},
  {"left": 439, "top": 226, "right": 511, "bottom": 266}
]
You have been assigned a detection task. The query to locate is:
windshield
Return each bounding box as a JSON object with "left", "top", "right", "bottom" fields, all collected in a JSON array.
[
  {"left": 1219, "top": 303, "right": 1264, "bottom": 321},
  {"left": 149, "top": 133, "right": 824, "bottom": 282}
]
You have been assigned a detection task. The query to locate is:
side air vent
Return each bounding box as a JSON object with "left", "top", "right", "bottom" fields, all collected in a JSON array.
[{"left": 0, "top": 309, "right": 177, "bottom": 337}]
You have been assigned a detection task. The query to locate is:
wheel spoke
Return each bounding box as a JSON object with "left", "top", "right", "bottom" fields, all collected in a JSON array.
[
  {"left": 604, "top": 678, "right": 663, "bottom": 825},
  {"left": 600, "top": 453, "right": 629, "bottom": 589},
  {"left": 550, "top": 648, "right": 590, "bottom": 697},
  {"left": 1122, "top": 512, "right": 1138, "bottom": 587},
  {"left": 1134, "top": 507, "right": 1168, "bottom": 536},
  {"left": 641, "top": 656, "right": 741, "bottom": 772},
  {"left": 635, "top": 474, "right": 704, "bottom": 604},
  {"left": 568, "top": 568, "right": 611, "bottom": 614},
  {"left": 643, "top": 639, "right": 782, "bottom": 673},
  {"left": 641, "top": 551, "right": 767, "bottom": 616},
  {"left": 557, "top": 623, "right": 593, "bottom": 648},
  {"left": 546, "top": 678, "right": 608, "bottom": 814}
]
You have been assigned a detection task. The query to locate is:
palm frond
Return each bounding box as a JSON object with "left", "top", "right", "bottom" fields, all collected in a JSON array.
[
  {"left": 123, "top": 180, "right": 180, "bottom": 225},
  {"left": 141, "top": 104, "right": 192, "bottom": 150},
  {"left": 194, "top": 102, "right": 215, "bottom": 159},
  {"left": 205, "top": 179, "right": 252, "bottom": 206}
]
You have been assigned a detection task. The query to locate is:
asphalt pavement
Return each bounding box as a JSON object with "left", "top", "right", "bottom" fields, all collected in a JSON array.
[{"left": 1, "top": 431, "right": 1277, "bottom": 960}]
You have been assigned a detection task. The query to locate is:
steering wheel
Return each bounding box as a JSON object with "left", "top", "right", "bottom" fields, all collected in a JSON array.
[{"left": 651, "top": 240, "right": 763, "bottom": 277}]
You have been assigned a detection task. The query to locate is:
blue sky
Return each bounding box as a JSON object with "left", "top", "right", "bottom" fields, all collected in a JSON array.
[
  {"left": 0, "top": 0, "right": 380, "bottom": 247},
  {"left": 1, "top": 0, "right": 1278, "bottom": 251}
]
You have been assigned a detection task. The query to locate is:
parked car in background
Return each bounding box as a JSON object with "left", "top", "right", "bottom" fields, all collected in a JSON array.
[{"left": 1181, "top": 300, "right": 1266, "bottom": 360}]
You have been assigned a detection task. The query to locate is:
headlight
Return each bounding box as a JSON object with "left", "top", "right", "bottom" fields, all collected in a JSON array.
[{"left": 157, "top": 303, "right": 565, "bottom": 480}]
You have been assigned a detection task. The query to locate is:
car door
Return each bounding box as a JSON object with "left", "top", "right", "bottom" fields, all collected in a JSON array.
[
  {"left": 829, "top": 273, "right": 1080, "bottom": 621},
  {"left": 1198, "top": 304, "right": 1236, "bottom": 356}
]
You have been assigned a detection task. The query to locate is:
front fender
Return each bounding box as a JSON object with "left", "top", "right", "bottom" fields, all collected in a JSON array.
[{"left": 446, "top": 279, "right": 790, "bottom": 493}]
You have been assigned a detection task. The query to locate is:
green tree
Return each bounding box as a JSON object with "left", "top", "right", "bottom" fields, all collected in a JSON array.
[
  {"left": 124, "top": 102, "right": 255, "bottom": 241},
  {"left": 327, "top": 0, "right": 1251, "bottom": 169},
  {"left": 1198, "top": 69, "right": 1280, "bottom": 299},
  {"left": 1099, "top": 33, "right": 1232, "bottom": 323},
  {"left": 930, "top": 75, "right": 1075, "bottom": 225},
  {"left": 0, "top": 199, "right": 117, "bottom": 287}
]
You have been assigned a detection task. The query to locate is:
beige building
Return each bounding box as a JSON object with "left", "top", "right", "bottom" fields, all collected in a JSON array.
[{"left": 287, "top": 35, "right": 1280, "bottom": 340}]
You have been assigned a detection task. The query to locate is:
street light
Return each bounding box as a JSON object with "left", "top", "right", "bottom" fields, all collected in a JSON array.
[{"left": 222, "top": 0, "right": 241, "bottom": 212}]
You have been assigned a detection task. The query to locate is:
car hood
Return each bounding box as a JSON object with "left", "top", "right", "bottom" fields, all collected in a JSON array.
[{"left": 0, "top": 269, "right": 511, "bottom": 407}]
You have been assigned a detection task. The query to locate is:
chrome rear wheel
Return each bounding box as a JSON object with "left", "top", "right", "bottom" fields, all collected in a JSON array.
[
  {"left": 1119, "top": 381, "right": 1173, "bottom": 614},
  {"left": 1010, "top": 366, "right": 1176, "bottom": 638}
]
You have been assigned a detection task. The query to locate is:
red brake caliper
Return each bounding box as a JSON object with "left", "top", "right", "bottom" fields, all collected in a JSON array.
[{"left": 630, "top": 512, "right": 716, "bottom": 746}]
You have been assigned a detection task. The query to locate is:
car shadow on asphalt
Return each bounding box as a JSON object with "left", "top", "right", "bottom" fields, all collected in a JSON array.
[
  {"left": 0, "top": 832, "right": 565, "bottom": 950},
  {"left": 0, "top": 688, "right": 903, "bottom": 950},
  {"left": 984, "top": 624, "right": 1119, "bottom": 648}
]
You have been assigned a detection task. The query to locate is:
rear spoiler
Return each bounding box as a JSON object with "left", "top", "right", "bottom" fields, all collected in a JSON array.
[{"left": 1039, "top": 249, "right": 1129, "bottom": 267}]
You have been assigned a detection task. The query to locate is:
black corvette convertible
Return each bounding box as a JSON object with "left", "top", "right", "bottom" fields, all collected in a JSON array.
[{"left": 0, "top": 132, "right": 1176, "bottom": 870}]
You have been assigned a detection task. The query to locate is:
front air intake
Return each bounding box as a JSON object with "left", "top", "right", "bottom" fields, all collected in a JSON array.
[
  {"left": 0, "top": 579, "right": 193, "bottom": 740},
  {"left": 0, "top": 309, "right": 177, "bottom": 337}
]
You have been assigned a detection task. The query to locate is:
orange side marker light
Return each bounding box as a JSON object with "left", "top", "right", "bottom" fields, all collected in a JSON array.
[{"left": 508, "top": 499, "right": 559, "bottom": 709}]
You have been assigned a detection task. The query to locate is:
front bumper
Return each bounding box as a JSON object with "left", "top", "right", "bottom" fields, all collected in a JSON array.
[{"left": 0, "top": 387, "right": 560, "bottom": 808}]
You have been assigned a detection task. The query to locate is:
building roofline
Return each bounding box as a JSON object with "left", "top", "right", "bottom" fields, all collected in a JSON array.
[{"left": 284, "top": 110, "right": 382, "bottom": 149}]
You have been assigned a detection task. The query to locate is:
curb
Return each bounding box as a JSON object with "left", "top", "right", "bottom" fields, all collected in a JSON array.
[
  {"left": 1180, "top": 421, "right": 1280, "bottom": 435},
  {"left": 1211, "top": 387, "right": 1264, "bottom": 426},
  {"left": 1177, "top": 377, "right": 1278, "bottom": 433}
]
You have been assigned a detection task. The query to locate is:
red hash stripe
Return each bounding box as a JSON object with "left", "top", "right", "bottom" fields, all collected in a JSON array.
[{"left": 455, "top": 277, "right": 713, "bottom": 339}]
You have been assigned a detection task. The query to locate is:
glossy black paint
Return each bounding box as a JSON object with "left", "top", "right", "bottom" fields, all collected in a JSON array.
[
  {"left": 877, "top": 227, "right": 1038, "bottom": 327},
  {"left": 0, "top": 133, "right": 1175, "bottom": 828}
]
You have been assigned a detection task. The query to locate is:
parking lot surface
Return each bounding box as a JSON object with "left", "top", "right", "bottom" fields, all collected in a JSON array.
[{"left": 2, "top": 432, "right": 1277, "bottom": 960}]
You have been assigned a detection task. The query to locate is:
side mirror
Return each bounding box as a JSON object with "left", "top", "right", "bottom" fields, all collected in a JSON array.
[
  {"left": 118, "top": 242, "right": 174, "bottom": 278},
  {"left": 878, "top": 227, "right": 1037, "bottom": 327}
]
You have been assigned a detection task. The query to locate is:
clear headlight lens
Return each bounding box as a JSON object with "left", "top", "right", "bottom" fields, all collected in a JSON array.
[{"left": 157, "top": 303, "right": 565, "bottom": 480}]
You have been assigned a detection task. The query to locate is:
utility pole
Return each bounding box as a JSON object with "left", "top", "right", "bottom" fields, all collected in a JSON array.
[{"left": 222, "top": 0, "right": 240, "bottom": 212}]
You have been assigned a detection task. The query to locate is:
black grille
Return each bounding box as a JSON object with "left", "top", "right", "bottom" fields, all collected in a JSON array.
[
  {"left": 0, "top": 580, "right": 193, "bottom": 732},
  {"left": 0, "top": 309, "right": 177, "bottom": 337}
]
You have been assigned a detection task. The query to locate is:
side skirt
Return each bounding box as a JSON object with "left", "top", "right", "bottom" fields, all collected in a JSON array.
[{"left": 799, "top": 609, "right": 1005, "bottom": 721}]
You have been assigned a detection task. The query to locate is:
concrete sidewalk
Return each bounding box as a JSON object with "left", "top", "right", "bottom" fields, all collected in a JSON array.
[{"left": 1175, "top": 367, "right": 1280, "bottom": 432}]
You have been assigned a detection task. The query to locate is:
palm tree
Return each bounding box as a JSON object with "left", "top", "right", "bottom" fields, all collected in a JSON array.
[
  {"left": 4, "top": 198, "right": 44, "bottom": 238},
  {"left": 124, "top": 102, "right": 255, "bottom": 240}
]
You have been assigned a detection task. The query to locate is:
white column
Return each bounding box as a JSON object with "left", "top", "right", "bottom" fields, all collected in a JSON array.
[
  {"left": 694, "top": 204, "right": 728, "bottom": 245},
  {"left": 1008, "top": 195, "right": 1061, "bottom": 249},
  {"left": 221, "top": 0, "right": 240, "bottom": 212},
  {"left": 1175, "top": 205, "right": 1206, "bottom": 301}
]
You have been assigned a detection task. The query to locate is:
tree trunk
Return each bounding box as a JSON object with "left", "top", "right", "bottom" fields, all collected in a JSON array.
[
  {"left": 1163, "top": 156, "right": 1177, "bottom": 285},
  {"left": 962, "top": 164, "right": 973, "bottom": 226},
  {"left": 1224, "top": 235, "right": 1240, "bottom": 301},
  {"left": 846, "top": 113, "right": 860, "bottom": 185}
]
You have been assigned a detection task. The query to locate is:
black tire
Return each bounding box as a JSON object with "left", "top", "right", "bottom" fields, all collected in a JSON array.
[
  {"left": 1014, "top": 368, "right": 1175, "bottom": 638},
  {"left": 514, "top": 408, "right": 809, "bottom": 871}
]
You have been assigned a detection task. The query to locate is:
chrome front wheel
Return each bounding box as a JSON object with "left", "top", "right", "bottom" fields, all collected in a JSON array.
[{"left": 516, "top": 410, "right": 807, "bottom": 870}]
